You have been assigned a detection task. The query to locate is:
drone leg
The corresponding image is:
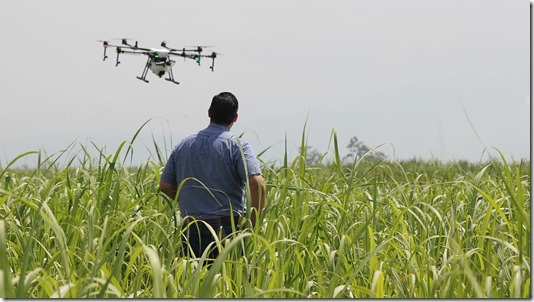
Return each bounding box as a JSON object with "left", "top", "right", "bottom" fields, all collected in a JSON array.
[
  {"left": 103, "top": 47, "right": 108, "bottom": 61},
  {"left": 115, "top": 51, "right": 121, "bottom": 66},
  {"left": 165, "top": 68, "right": 180, "bottom": 84},
  {"left": 210, "top": 58, "right": 215, "bottom": 71},
  {"left": 136, "top": 57, "right": 151, "bottom": 83}
]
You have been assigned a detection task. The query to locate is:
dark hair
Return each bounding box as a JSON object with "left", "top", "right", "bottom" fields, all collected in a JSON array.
[{"left": 209, "top": 92, "right": 239, "bottom": 125}]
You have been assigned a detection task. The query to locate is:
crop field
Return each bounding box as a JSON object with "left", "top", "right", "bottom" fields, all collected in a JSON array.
[{"left": 0, "top": 130, "right": 530, "bottom": 298}]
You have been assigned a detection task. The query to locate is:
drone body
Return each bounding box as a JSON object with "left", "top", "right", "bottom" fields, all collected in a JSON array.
[
  {"left": 136, "top": 48, "right": 175, "bottom": 82},
  {"left": 100, "top": 39, "right": 217, "bottom": 84}
]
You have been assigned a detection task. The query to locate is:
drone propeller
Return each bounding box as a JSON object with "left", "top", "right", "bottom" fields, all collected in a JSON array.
[
  {"left": 187, "top": 45, "right": 215, "bottom": 49},
  {"left": 161, "top": 41, "right": 180, "bottom": 52},
  {"left": 100, "top": 38, "right": 144, "bottom": 50},
  {"left": 120, "top": 38, "right": 139, "bottom": 49},
  {"left": 186, "top": 45, "right": 216, "bottom": 54}
]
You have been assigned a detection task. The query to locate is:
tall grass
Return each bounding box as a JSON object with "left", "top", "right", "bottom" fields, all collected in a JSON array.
[{"left": 0, "top": 124, "right": 530, "bottom": 298}]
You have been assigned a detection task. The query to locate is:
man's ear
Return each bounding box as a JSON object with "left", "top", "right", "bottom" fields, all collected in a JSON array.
[
  {"left": 232, "top": 113, "right": 238, "bottom": 123},
  {"left": 208, "top": 108, "right": 213, "bottom": 118}
]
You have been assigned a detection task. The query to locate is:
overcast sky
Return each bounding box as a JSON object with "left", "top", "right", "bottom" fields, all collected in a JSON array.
[{"left": 0, "top": 0, "right": 530, "bottom": 167}]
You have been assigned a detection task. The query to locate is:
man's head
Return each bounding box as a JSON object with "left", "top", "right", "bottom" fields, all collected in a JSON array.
[{"left": 209, "top": 92, "right": 239, "bottom": 126}]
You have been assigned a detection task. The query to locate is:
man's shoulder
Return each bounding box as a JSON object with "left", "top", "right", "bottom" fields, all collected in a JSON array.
[
  {"left": 179, "top": 132, "right": 198, "bottom": 143},
  {"left": 172, "top": 133, "right": 198, "bottom": 151}
]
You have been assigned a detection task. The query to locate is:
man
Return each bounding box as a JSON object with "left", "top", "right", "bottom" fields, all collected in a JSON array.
[{"left": 159, "top": 92, "right": 266, "bottom": 260}]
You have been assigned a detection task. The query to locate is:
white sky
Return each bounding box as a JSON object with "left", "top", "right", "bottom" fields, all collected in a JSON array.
[{"left": 0, "top": 0, "right": 530, "bottom": 167}]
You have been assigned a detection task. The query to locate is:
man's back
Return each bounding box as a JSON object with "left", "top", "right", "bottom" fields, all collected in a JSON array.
[{"left": 161, "top": 123, "right": 261, "bottom": 219}]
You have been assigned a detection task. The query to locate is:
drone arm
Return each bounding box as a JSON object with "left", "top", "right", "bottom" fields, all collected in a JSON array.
[
  {"left": 200, "top": 53, "right": 217, "bottom": 71},
  {"left": 168, "top": 51, "right": 187, "bottom": 58},
  {"left": 169, "top": 52, "right": 201, "bottom": 64},
  {"left": 119, "top": 49, "right": 149, "bottom": 55},
  {"left": 115, "top": 48, "right": 151, "bottom": 66}
]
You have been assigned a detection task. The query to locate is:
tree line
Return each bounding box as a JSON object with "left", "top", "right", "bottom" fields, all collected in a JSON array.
[{"left": 302, "top": 136, "right": 386, "bottom": 166}]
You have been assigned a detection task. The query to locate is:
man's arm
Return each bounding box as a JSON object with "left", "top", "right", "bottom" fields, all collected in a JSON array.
[
  {"left": 249, "top": 174, "right": 266, "bottom": 226},
  {"left": 159, "top": 180, "right": 178, "bottom": 200}
]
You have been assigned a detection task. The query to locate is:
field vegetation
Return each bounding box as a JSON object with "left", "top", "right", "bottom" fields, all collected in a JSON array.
[{"left": 0, "top": 127, "right": 530, "bottom": 298}]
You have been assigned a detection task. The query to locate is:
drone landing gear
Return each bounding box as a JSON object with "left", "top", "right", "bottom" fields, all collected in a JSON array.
[
  {"left": 136, "top": 76, "right": 149, "bottom": 83},
  {"left": 135, "top": 56, "right": 179, "bottom": 84},
  {"left": 165, "top": 68, "right": 180, "bottom": 85},
  {"left": 165, "top": 78, "right": 180, "bottom": 84},
  {"left": 136, "top": 57, "right": 152, "bottom": 83}
]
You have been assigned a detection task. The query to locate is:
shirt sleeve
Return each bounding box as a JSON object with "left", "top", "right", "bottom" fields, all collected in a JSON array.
[
  {"left": 161, "top": 151, "right": 177, "bottom": 186},
  {"left": 235, "top": 141, "right": 262, "bottom": 181}
]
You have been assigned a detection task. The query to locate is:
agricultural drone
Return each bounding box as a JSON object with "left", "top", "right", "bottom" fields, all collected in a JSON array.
[{"left": 99, "top": 39, "right": 218, "bottom": 84}]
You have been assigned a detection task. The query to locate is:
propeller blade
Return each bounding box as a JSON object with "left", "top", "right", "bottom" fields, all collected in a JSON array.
[
  {"left": 109, "top": 38, "right": 137, "bottom": 47},
  {"left": 187, "top": 45, "right": 215, "bottom": 48},
  {"left": 186, "top": 45, "right": 216, "bottom": 53}
]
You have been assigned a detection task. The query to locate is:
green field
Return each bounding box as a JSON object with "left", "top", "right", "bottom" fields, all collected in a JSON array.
[{"left": 0, "top": 130, "right": 530, "bottom": 298}]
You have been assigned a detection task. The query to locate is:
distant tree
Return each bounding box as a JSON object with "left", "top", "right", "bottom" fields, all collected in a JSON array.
[
  {"left": 343, "top": 136, "right": 385, "bottom": 162},
  {"left": 299, "top": 145, "right": 323, "bottom": 166}
]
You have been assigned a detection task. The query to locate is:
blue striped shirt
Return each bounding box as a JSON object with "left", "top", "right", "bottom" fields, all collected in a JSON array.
[{"left": 161, "top": 123, "right": 262, "bottom": 219}]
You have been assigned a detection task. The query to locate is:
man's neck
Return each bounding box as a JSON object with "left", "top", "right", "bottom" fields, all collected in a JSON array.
[{"left": 210, "top": 121, "right": 233, "bottom": 130}]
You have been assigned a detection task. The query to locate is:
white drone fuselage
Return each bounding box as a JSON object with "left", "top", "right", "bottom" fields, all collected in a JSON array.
[{"left": 147, "top": 48, "right": 175, "bottom": 77}]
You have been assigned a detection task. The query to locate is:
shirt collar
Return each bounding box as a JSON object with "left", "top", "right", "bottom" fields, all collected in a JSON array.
[{"left": 208, "top": 122, "right": 230, "bottom": 131}]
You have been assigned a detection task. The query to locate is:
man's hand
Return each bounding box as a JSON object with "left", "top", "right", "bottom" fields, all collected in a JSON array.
[{"left": 249, "top": 174, "right": 266, "bottom": 226}]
